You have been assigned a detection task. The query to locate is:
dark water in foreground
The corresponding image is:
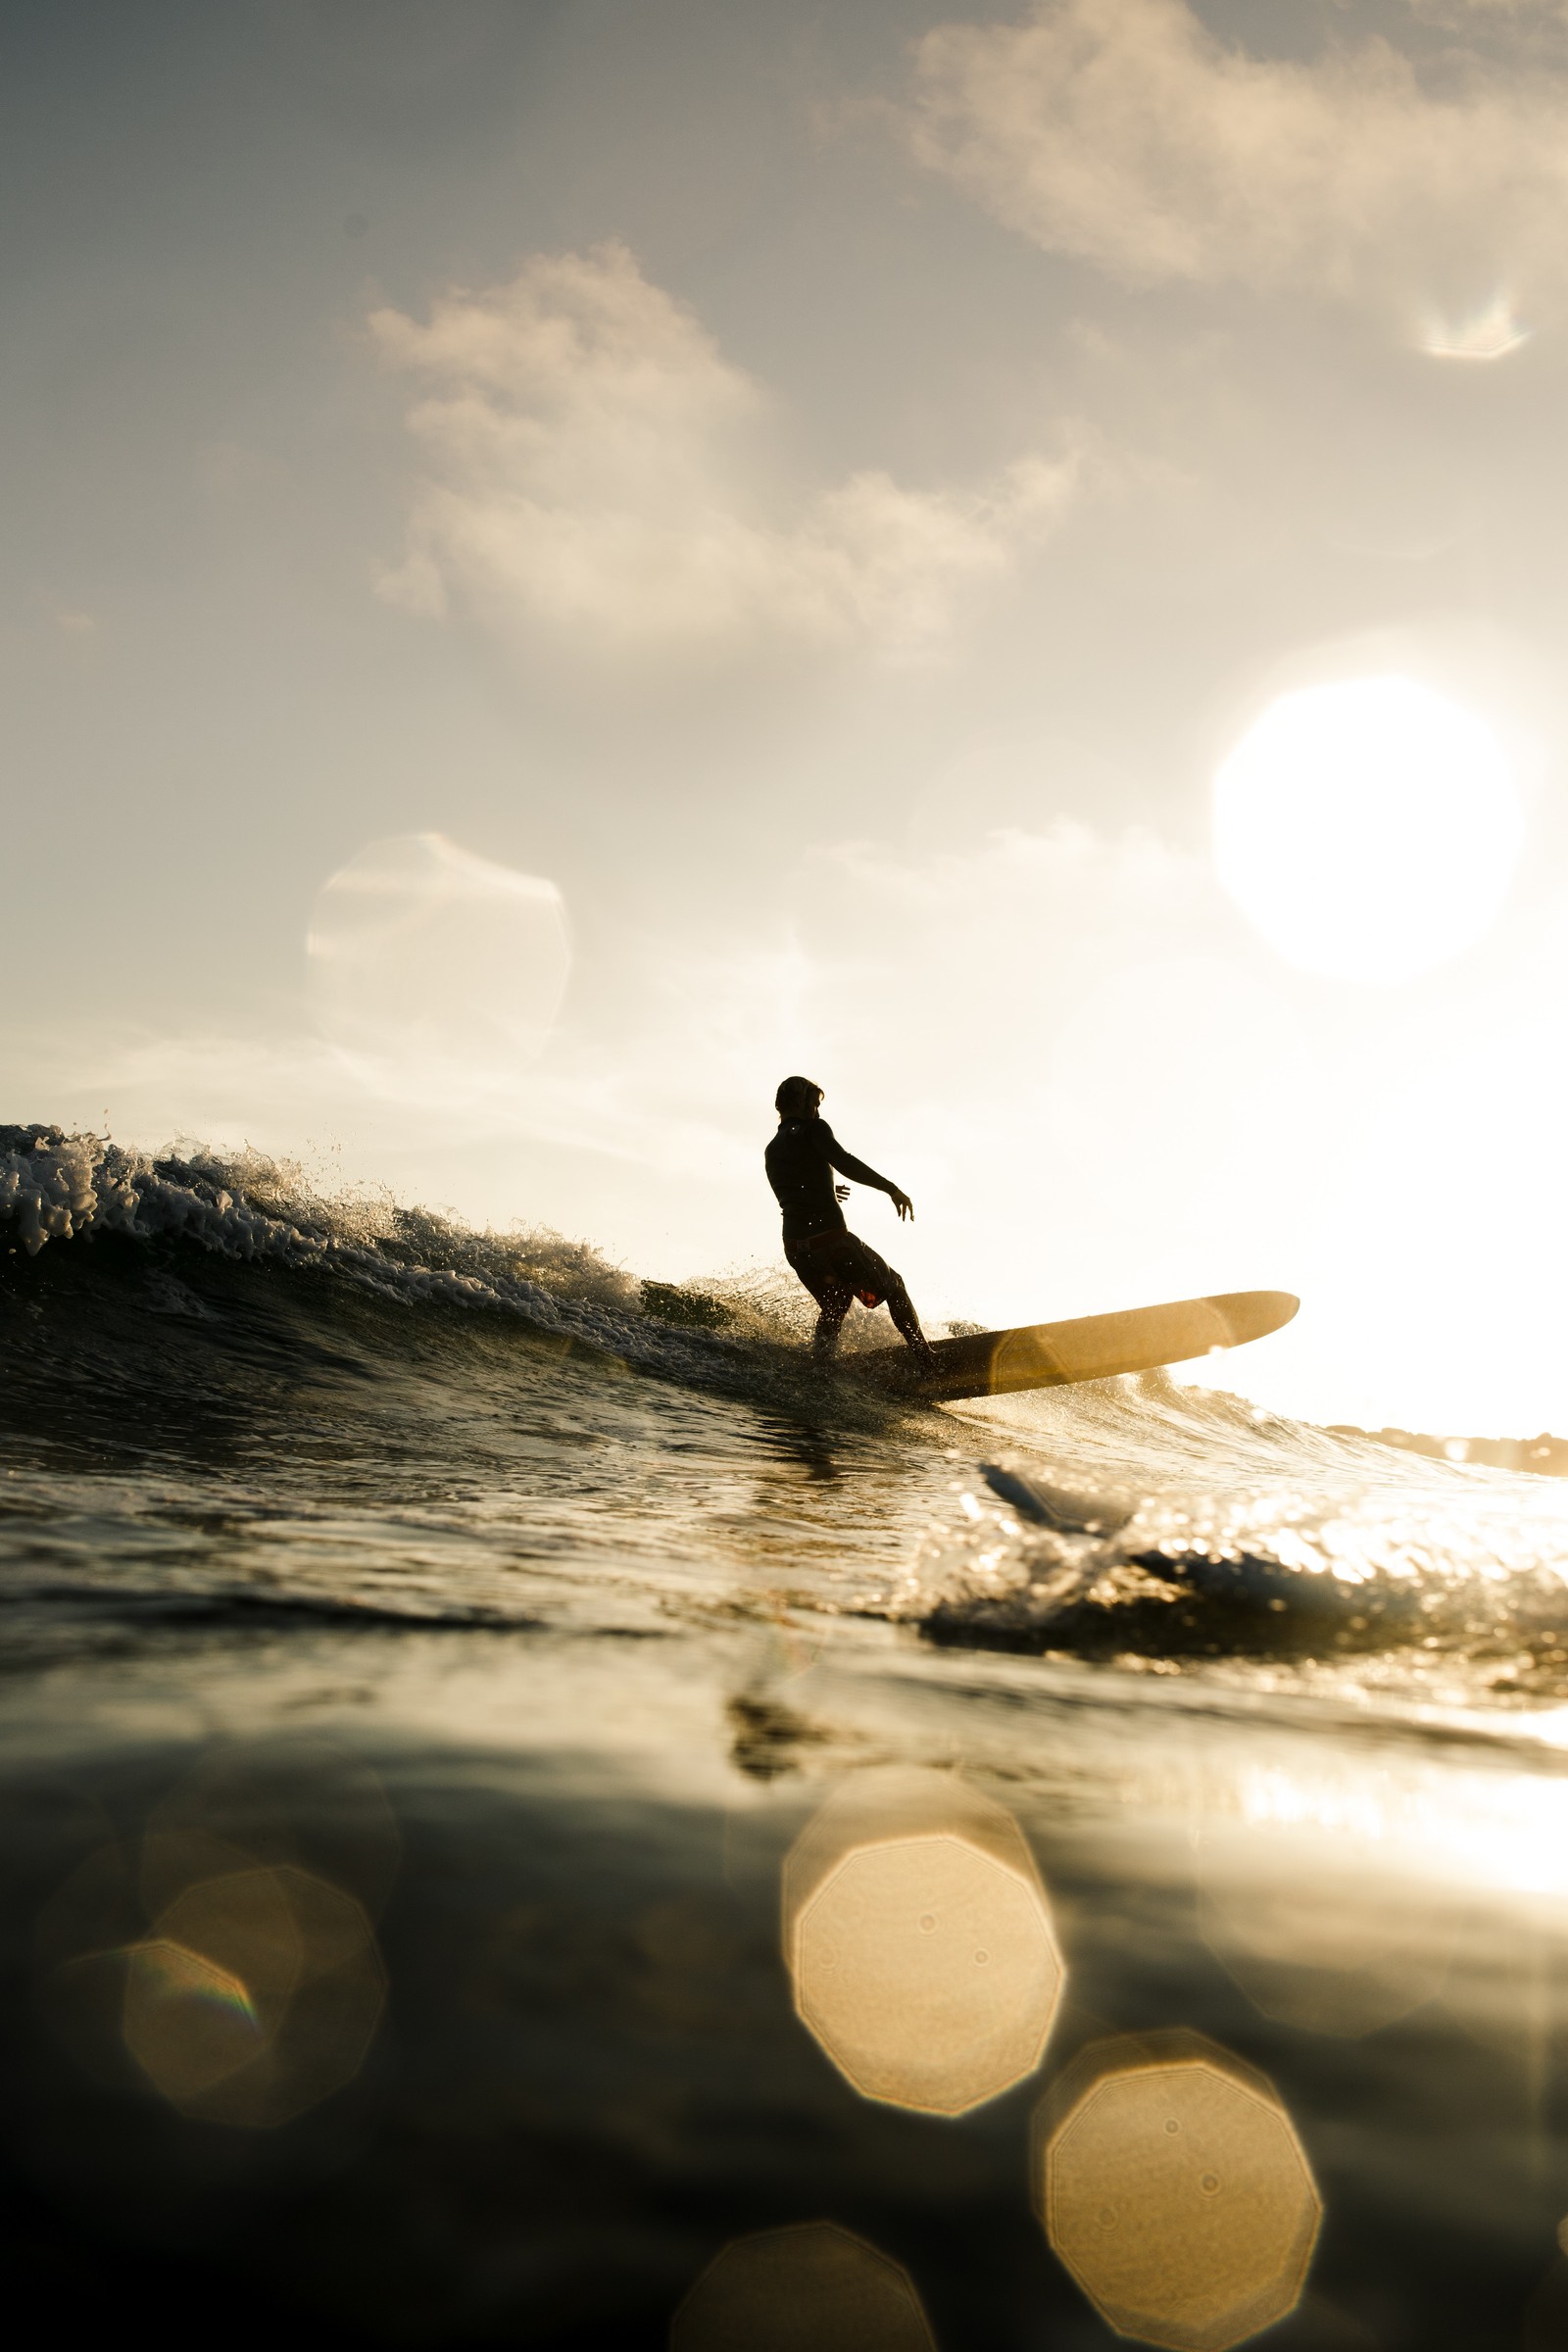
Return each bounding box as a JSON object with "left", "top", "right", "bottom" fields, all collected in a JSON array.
[{"left": 7, "top": 1129, "right": 1568, "bottom": 2348}]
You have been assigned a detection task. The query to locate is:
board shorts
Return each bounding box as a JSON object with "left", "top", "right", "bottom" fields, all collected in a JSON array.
[{"left": 784, "top": 1229, "right": 899, "bottom": 1311}]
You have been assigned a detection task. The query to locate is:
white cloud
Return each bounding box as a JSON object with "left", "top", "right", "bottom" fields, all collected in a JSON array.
[
  {"left": 370, "top": 241, "right": 1077, "bottom": 659},
  {"left": 6, "top": 819, "right": 1234, "bottom": 1200},
  {"left": 903, "top": 0, "right": 1568, "bottom": 313},
  {"left": 307, "top": 832, "right": 571, "bottom": 1105}
]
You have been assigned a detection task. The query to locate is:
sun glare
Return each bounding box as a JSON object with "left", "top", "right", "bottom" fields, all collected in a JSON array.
[
  {"left": 1419, "top": 293, "right": 1531, "bottom": 364},
  {"left": 1212, "top": 676, "right": 1522, "bottom": 984}
]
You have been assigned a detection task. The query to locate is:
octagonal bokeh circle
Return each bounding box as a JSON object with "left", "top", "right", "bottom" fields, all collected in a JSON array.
[
  {"left": 795, "top": 1829, "right": 1063, "bottom": 2115},
  {"left": 1041, "top": 2038, "right": 1321, "bottom": 2351}
]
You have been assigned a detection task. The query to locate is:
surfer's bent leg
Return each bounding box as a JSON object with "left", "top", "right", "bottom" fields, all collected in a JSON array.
[
  {"left": 811, "top": 1280, "right": 853, "bottom": 1362},
  {"left": 883, "top": 1270, "right": 934, "bottom": 1361}
]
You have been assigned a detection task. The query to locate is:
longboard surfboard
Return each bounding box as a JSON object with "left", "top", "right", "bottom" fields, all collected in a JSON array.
[{"left": 850, "top": 1289, "right": 1298, "bottom": 1403}]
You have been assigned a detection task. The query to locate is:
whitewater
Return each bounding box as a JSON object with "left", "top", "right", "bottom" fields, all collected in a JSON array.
[{"left": 5, "top": 1124, "right": 1568, "bottom": 2347}]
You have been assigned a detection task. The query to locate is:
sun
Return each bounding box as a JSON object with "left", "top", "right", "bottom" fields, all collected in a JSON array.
[{"left": 1212, "top": 675, "right": 1522, "bottom": 984}]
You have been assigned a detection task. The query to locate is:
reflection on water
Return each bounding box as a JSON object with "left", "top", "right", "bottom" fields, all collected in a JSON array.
[
  {"left": 782, "top": 1769, "right": 1063, "bottom": 2115},
  {"left": 143, "top": 1740, "right": 402, "bottom": 1923},
  {"left": 1198, "top": 1825, "right": 1454, "bottom": 2039},
  {"left": 17, "top": 1152, "right": 1568, "bottom": 2343},
  {"left": 35, "top": 1745, "right": 391, "bottom": 2130},
  {"left": 13, "top": 1641, "right": 1568, "bottom": 2337},
  {"left": 671, "top": 2221, "right": 937, "bottom": 2351},
  {"left": 1199, "top": 1871, "right": 1450, "bottom": 2041},
  {"left": 1038, "top": 2032, "right": 1320, "bottom": 2351}
]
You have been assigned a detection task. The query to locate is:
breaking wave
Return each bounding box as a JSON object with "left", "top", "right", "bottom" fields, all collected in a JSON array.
[
  {"left": 0, "top": 1123, "right": 833, "bottom": 1382},
  {"left": 901, "top": 1376, "right": 1568, "bottom": 1700},
  {"left": 7, "top": 1126, "right": 1568, "bottom": 1698}
]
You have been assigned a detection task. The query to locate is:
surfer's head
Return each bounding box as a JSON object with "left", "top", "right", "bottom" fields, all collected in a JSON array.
[{"left": 775, "top": 1075, "right": 823, "bottom": 1120}]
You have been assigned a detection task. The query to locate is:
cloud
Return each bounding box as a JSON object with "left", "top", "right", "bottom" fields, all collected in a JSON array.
[
  {"left": 370, "top": 241, "right": 1077, "bottom": 659},
  {"left": 10, "top": 820, "right": 1234, "bottom": 1202},
  {"left": 17, "top": 1012, "right": 756, "bottom": 1184},
  {"left": 307, "top": 832, "right": 571, "bottom": 1105},
  {"left": 902, "top": 0, "right": 1568, "bottom": 313},
  {"left": 1406, "top": 0, "right": 1568, "bottom": 22}
]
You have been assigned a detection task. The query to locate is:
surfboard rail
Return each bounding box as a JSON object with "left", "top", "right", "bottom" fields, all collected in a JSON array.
[{"left": 850, "top": 1289, "right": 1299, "bottom": 1403}]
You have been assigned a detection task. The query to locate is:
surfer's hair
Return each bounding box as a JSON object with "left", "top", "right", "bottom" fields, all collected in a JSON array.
[{"left": 775, "top": 1076, "right": 822, "bottom": 1116}]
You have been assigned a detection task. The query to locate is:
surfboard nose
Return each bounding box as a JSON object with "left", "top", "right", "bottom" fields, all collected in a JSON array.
[
  {"left": 1210, "top": 1292, "right": 1299, "bottom": 1346},
  {"left": 853, "top": 1287, "right": 1301, "bottom": 1401}
]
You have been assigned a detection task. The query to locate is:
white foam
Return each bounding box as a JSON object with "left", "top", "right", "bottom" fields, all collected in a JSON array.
[
  {"left": 898, "top": 1370, "right": 1568, "bottom": 1661},
  {"left": 0, "top": 1127, "right": 728, "bottom": 1375}
]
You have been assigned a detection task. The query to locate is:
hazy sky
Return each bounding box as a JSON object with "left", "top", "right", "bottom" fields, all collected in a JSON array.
[{"left": 10, "top": 0, "right": 1568, "bottom": 1431}]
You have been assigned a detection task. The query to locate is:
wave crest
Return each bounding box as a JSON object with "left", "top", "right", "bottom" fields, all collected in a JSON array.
[
  {"left": 0, "top": 1124, "right": 667, "bottom": 1330},
  {"left": 0, "top": 1127, "right": 854, "bottom": 1404},
  {"left": 901, "top": 1375, "right": 1568, "bottom": 1690}
]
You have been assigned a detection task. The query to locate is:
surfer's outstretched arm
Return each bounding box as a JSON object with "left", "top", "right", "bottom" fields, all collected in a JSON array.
[{"left": 821, "top": 1127, "right": 914, "bottom": 1220}]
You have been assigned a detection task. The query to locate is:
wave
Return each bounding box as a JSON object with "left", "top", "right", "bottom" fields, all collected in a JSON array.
[
  {"left": 2, "top": 1122, "right": 660, "bottom": 1324},
  {"left": 899, "top": 1375, "right": 1568, "bottom": 1698},
  {"left": 0, "top": 1126, "right": 906, "bottom": 1435},
  {"left": 8, "top": 1127, "right": 1568, "bottom": 1697}
]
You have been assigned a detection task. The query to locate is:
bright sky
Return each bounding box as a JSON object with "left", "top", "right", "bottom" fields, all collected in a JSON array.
[{"left": 9, "top": 0, "right": 1568, "bottom": 1436}]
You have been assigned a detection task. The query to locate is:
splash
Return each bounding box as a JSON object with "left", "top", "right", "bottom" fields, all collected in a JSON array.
[
  {"left": 10, "top": 1127, "right": 1568, "bottom": 1698},
  {"left": 0, "top": 1126, "right": 884, "bottom": 1417},
  {"left": 897, "top": 1374, "right": 1568, "bottom": 1698}
]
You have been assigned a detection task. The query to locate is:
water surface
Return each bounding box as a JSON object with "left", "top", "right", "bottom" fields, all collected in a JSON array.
[{"left": 4, "top": 1128, "right": 1567, "bottom": 2348}]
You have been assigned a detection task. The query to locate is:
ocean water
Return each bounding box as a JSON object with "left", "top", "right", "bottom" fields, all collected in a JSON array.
[{"left": 5, "top": 1126, "right": 1568, "bottom": 2348}]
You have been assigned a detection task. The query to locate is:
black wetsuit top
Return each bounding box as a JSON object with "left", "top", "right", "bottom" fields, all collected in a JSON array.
[{"left": 764, "top": 1116, "right": 895, "bottom": 1244}]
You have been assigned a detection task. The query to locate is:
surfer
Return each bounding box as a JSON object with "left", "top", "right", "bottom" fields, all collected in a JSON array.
[{"left": 766, "top": 1077, "right": 935, "bottom": 1369}]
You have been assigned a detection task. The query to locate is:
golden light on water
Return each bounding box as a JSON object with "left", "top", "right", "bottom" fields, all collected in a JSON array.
[
  {"left": 670, "top": 2222, "right": 937, "bottom": 2352},
  {"left": 1038, "top": 2033, "right": 1321, "bottom": 2351},
  {"left": 1198, "top": 1848, "right": 1453, "bottom": 2040},
  {"left": 782, "top": 1770, "right": 1063, "bottom": 2116},
  {"left": 1213, "top": 676, "right": 1521, "bottom": 984},
  {"left": 1228, "top": 1749, "right": 1568, "bottom": 1910}
]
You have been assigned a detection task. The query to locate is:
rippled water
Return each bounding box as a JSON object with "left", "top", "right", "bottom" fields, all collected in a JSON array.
[{"left": 4, "top": 1129, "right": 1568, "bottom": 2347}]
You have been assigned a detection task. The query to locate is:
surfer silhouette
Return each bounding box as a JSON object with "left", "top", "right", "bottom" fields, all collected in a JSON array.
[{"left": 766, "top": 1077, "right": 935, "bottom": 1369}]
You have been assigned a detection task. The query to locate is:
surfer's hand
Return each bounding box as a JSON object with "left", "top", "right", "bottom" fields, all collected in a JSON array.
[
  {"left": 834, "top": 1183, "right": 851, "bottom": 1203},
  {"left": 890, "top": 1189, "right": 913, "bottom": 1221}
]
